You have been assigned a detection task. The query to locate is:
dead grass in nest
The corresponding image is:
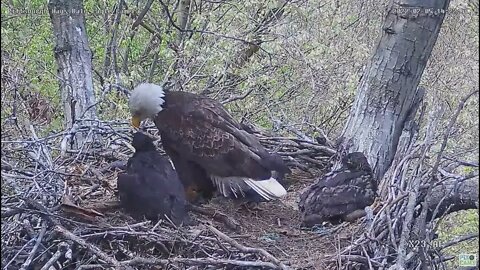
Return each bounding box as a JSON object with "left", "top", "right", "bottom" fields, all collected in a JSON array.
[{"left": 201, "top": 170, "right": 366, "bottom": 270}]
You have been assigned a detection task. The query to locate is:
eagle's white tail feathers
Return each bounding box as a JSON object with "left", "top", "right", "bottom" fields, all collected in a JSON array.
[
  {"left": 211, "top": 175, "right": 286, "bottom": 201},
  {"left": 243, "top": 178, "right": 287, "bottom": 201}
]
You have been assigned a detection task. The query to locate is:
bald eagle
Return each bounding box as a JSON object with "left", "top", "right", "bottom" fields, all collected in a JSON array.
[
  {"left": 298, "top": 152, "right": 377, "bottom": 227},
  {"left": 117, "top": 132, "right": 189, "bottom": 225},
  {"left": 128, "top": 83, "right": 290, "bottom": 203}
]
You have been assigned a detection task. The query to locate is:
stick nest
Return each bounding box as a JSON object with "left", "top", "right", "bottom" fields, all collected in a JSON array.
[{"left": 2, "top": 120, "right": 366, "bottom": 269}]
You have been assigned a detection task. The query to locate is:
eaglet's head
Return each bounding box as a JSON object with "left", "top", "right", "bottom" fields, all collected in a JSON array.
[
  {"left": 128, "top": 83, "right": 166, "bottom": 128},
  {"left": 342, "top": 152, "right": 371, "bottom": 172},
  {"left": 132, "top": 132, "right": 156, "bottom": 152}
]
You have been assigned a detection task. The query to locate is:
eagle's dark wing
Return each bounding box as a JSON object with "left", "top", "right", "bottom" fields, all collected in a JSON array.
[
  {"left": 300, "top": 185, "right": 375, "bottom": 216},
  {"left": 190, "top": 97, "right": 271, "bottom": 154},
  {"left": 156, "top": 92, "right": 289, "bottom": 201},
  {"left": 301, "top": 185, "right": 375, "bottom": 227},
  {"left": 117, "top": 173, "right": 165, "bottom": 220},
  {"left": 156, "top": 96, "right": 280, "bottom": 179},
  {"left": 315, "top": 171, "right": 366, "bottom": 188},
  {"left": 158, "top": 114, "right": 271, "bottom": 179},
  {"left": 193, "top": 98, "right": 289, "bottom": 175}
]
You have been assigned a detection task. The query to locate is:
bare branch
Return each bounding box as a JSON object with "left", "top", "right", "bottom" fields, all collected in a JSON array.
[
  {"left": 19, "top": 221, "right": 47, "bottom": 270},
  {"left": 208, "top": 225, "right": 289, "bottom": 269},
  {"left": 131, "top": 0, "right": 155, "bottom": 30},
  {"left": 157, "top": 0, "right": 258, "bottom": 45},
  {"left": 221, "top": 88, "right": 254, "bottom": 104},
  {"left": 431, "top": 89, "right": 479, "bottom": 175},
  {"left": 438, "top": 233, "right": 479, "bottom": 251}
]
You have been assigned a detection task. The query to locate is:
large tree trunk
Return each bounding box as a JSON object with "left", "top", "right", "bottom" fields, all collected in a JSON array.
[
  {"left": 48, "top": 0, "right": 98, "bottom": 146},
  {"left": 340, "top": 0, "right": 451, "bottom": 181},
  {"left": 324, "top": 1, "right": 478, "bottom": 268}
]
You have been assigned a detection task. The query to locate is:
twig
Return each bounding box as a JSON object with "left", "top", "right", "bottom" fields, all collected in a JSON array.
[
  {"left": 54, "top": 225, "right": 129, "bottom": 269},
  {"left": 39, "top": 242, "right": 69, "bottom": 270},
  {"left": 394, "top": 106, "right": 444, "bottom": 268},
  {"left": 438, "top": 233, "right": 479, "bottom": 251},
  {"left": 431, "top": 255, "right": 455, "bottom": 264},
  {"left": 158, "top": 0, "right": 258, "bottom": 46},
  {"left": 23, "top": 196, "right": 128, "bottom": 268},
  {"left": 3, "top": 238, "right": 35, "bottom": 269},
  {"left": 131, "top": 0, "right": 154, "bottom": 29},
  {"left": 189, "top": 205, "right": 240, "bottom": 230},
  {"left": 431, "top": 90, "right": 479, "bottom": 175},
  {"left": 120, "top": 257, "right": 278, "bottom": 268},
  {"left": 208, "top": 225, "right": 290, "bottom": 269},
  {"left": 77, "top": 264, "right": 104, "bottom": 270},
  {"left": 338, "top": 254, "right": 382, "bottom": 267},
  {"left": 361, "top": 245, "right": 374, "bottom": 270},
  {"left": 442, "top": 156, "right": 479, "bottom": 167},
  {"left": 19, "top": 221, "right": 47, "bottom": 270},
  {"left": 221, "top": 88, "right": 255, "bottom": 104}
]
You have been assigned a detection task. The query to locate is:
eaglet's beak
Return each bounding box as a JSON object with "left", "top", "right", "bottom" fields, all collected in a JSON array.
[{"left": 131, "top": 115, "right": 141, "bottom": 128}]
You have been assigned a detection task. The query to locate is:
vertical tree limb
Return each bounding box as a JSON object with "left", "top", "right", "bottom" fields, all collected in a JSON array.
[
  {"left": 339, "top": 0, "right": 451, "bottom": 181},
  {"left": 48, "top": 0, "right": 98, "bottom": 147}
]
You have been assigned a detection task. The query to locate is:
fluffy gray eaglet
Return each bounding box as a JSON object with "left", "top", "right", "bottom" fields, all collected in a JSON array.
[
  {"left": 298, "top": 152, "right": 377, "bottom": 227},
  {"left": 128, "top": 83, "right": 291, "bottom": 204}
]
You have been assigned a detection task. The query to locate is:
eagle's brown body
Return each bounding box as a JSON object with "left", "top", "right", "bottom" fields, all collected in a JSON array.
[
  {"left": 128, "top": 84, "right": 290, "bottom": 203},
  {"left": 156, "top": 91, "right": 290, "bottom": 203}
]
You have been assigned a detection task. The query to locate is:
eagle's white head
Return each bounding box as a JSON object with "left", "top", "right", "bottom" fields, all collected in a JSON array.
[{"left": 128, "top": 83, "right": 165, "bottom": 128}]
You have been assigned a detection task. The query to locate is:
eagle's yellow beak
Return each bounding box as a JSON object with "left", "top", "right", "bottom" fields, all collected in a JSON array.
[{"left": 131, "top": 115, "right": 141, "bottom": 128}]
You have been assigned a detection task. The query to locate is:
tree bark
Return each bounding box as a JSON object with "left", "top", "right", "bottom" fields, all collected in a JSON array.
[
  {"left": 426, "top": 176, "right": 479, "bottom": 219},
  {"left": 48, "top": 0, "right": 98, "bottom": 146},
  {"left": 340, "top": 0, "right": 451, "bottom": 181},
  {"left": 176, "top": 0, "right": 191, "bottom": 45},
  {"left": 378, "top": 86, "right": 425, "bottom": 197}
]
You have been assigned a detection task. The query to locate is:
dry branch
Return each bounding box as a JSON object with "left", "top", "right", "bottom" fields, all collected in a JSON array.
[
  {"left": 438, "top": 233, "right": 479, "bottom": 251},
  {"left": 39, "top": 242, "right": 70, "bottom": 270},
  {"left": 19, "top": 221, "right": 47, "bottom": 270},
  {"left": 120, "top": 256, "right": 279, "bottom": 268},
  {"left": 189, "top": 205, "right": 240, "bottom": 230},
  {"left": 208, "top": 225, "right": 289, "bottom": 269}
]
